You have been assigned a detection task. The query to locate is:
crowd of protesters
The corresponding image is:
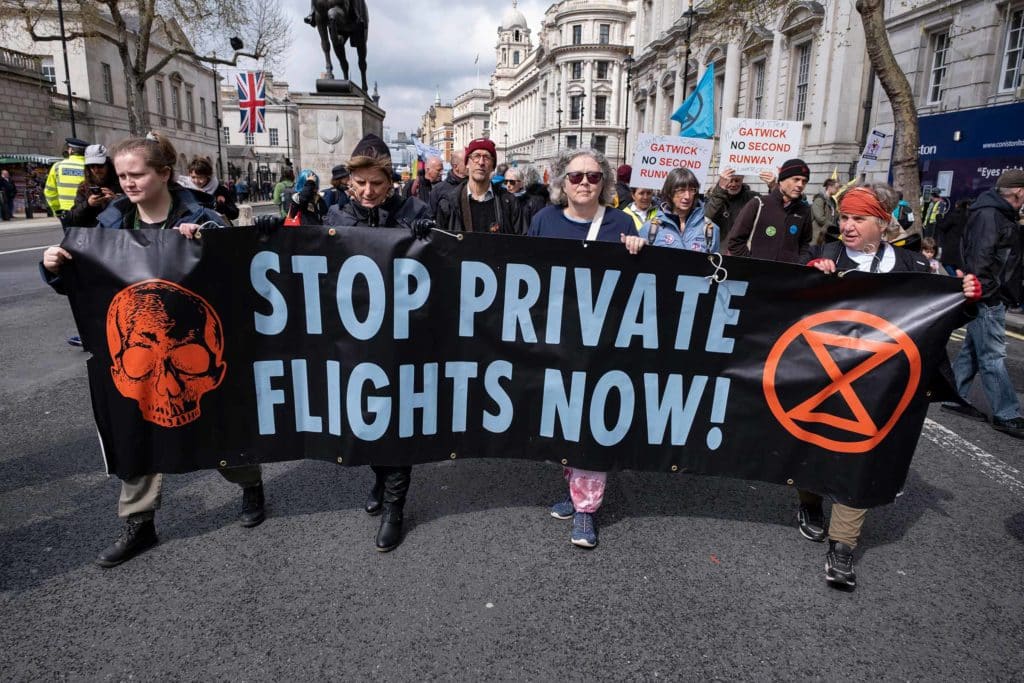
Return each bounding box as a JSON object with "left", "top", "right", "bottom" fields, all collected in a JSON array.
[{"left": 37, "top": 126, "right": 1022, "bottom": 593}]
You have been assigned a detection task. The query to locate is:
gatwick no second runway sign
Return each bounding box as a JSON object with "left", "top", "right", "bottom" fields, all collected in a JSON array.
[
  {"left": 719, "top": 118, "right": 803, "bottom": 175},
  {"left": 629, "top": 134, "right": 714, "bottom": 190}
]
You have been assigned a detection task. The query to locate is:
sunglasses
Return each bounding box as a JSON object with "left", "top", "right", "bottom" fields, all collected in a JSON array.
[
  {"left": 566, "top": 171, "right": 603, "bottom": 185},
  {"left": 504, "top": 179, "right": 520, "bottom": 186}
]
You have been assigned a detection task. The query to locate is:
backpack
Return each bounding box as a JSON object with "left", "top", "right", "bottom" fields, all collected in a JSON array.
[{"left": 894, "top": 203, "right": 913, "bottom": 230}]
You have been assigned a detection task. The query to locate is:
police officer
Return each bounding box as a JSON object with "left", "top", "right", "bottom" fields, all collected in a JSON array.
[{"left": 44, "top": 137, "right": 89, "bottom": 220}]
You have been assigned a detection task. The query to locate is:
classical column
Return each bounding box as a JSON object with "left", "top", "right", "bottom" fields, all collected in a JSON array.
[
  {"left": 652, "top": 75, "right": 665, "bottom": 136},
  {"left": 670, "top": 58, "right": 684, "bottom": 134},
  {"left": 722, "top": 41, "right": 741, "bottom": 125}
]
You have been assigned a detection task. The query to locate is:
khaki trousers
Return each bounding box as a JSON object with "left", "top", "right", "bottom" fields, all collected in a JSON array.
[
  {"left": 797, "top": 489, "right": 867, "bottom": 548},
  {"left": 118, "top": 465, "right": 263, "bottom": 519}
]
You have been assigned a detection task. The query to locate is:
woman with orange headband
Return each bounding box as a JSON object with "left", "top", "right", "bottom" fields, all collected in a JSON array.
[{"left": 796, "top": 183, "right": 981, "bottom": 591}]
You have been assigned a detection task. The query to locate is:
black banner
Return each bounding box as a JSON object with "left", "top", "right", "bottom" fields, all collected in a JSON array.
[{"left": 61, "top": 226, "right": 967, "bottom": 507}]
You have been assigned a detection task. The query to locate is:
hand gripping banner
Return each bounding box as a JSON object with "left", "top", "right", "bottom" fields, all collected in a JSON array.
[{"left": 59, "top": 227, "right": 968, "bottom": 508}]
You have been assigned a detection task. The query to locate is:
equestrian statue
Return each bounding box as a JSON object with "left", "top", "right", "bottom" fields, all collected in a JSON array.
[{"left": 304, "top": 0, "right": 369, "bottom": 93}]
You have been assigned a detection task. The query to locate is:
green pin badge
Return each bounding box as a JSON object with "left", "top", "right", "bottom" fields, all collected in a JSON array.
[{"left": 765, "top": 225, "right": 777, "bottom": 237}]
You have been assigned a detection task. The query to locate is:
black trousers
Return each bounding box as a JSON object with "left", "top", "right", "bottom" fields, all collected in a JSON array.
[{"left": 370, "top": 465, "right": 411, "bottom": 505}]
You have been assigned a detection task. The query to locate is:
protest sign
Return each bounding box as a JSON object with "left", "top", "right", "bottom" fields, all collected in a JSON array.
[
  {"left": 719, "top": 118, "right": 803, "bottom": 175},
  {"left": 630, "top": 134, "right": 715, "bottom": 189},
  {"left": 858, "top": 129, "right": 889, "bottom": 171},
  {"left": 61, "top": 227, "right": 967, "bottom": 507}
]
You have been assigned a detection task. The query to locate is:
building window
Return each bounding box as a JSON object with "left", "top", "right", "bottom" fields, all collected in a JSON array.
[
  {"left": 570, "top": 94, "right": 584, "bottom": 120},
  {"left": 1000, "top": 8, "right": 1024, "bottom": 92},
  {"left": 171, "top": 85, "right": 181, "bottom": 129},
  {"left": 593, "top": 135, "right": 607, "bottom": 153},
  {"left": 222, "top": 126, "right": 230, "bottom": 144},
  {"left": 155, "top": 81, "right": 167, "bottom": 125},
  {"left": 269, "top": 128, "right": 279, "bottom": 146},
  {"left": 928, "top": 30, "right": 950, "bottom": 103},
  {"left": 245, "top": 131, "right": 255, "bottom": 145},
  {"left": 514, "top": 30, "right": 521, "bottom": 42},
  {"left": 185, "top": 89, "right": 195, "bottom": 132},
  {"left": 200, "top": 97, "right": 207, "bottom": 127},
  {"left": 572, "top": 24, "right": 582, "bottom": 45},
  {"left": 41, "top": 56, "right": 56, "bottom": 84},
  {"left": 599, "top": 24, "right": 610, "bottom": 45},
  {"left": 513, "top": 50, "right": 520, "bottom": 65},
  {"left": 502, "top": 48, "right": 507, "bottom": 64},
  {"left": 791, "top": 42, "right": 811, "bottom": 120},
  {"left": 571, "top": 61, "right": 582, "bottom": 80},
  {"left": 750, "top": 59, "right": 766, "bottom": 118},
  {"left": 594, "top": 95, "right": 608, "bottom": 121},
  {"left": 101, "top": 63, "right": 114, "bottom": 103},
  {"left": 566, "top": 134, "right": 578, "bottom": 149},
  {"left": 596, "top": 61, "right": 609, "bottom": 79}
]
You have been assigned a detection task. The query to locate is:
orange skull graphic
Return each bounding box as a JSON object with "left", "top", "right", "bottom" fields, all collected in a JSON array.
[{"left": 106, "top": 279, "right": 226, "bottom": 428}]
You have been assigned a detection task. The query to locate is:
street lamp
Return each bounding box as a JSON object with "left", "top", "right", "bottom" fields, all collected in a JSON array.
[
  {"left": 282, "top": 96, "right": 295, "bottom": 169},
  {"left": 56, "top": 0, "right": 76, "bottom": 137},
  {"left": 578, "top": 93, "right": 585, "bottom": 146},
  {"left": 681, "top": 1, "right": 698, "bottom": 97},
  {"left": 622, "top": 54, "right": 635, "bottom": 166},
  {"left": 211, "top": 38, "right": 243, "bottom": 181},
  {"left": 504, "top": 129, "right": 509, "bottom": 163}
]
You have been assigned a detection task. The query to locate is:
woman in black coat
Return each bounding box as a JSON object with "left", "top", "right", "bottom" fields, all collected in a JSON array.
[{"left": 65, "top": 144, "right": 123, "bottom": 228}]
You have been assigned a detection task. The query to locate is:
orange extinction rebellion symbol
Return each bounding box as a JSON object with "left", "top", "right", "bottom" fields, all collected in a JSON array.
[{"left": 762, "top": 309, "right": 922, "bottom": 454}]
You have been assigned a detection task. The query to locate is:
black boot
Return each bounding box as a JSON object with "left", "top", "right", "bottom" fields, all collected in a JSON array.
[
  {"left": 365, "top": 479, "right": 384, "bottom": 516},
  {"left": 95, "top": 517, "right": 158, "bottom": 568},
  {"left": 239, "top": 483, "right": 266, "bottom": 528},
  {"left": 375, "top": 503, "right": 404, "bottom": 552}
]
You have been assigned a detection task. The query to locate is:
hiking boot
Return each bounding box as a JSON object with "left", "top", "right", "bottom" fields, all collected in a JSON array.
[
  {"left": 993, "top": 416, "right": 1024, "bottom": 439},
  {"left": 797, "top": 503, "right": 827, "bottom": 542},
  {"left": 239, "top": 483, "right": 266, "bottom": 528},
  {"left": 940, "top": 402, "right": 987, "bottom": 422},
  {"left": 825, "top": 541, "right": 856, "bottom": 590},
  {"left": 549, "top": 496, "right": 574, "bottom": 520},
  {"left": 570, "top": 512, "right": 598, "bottom": 548},
  {"left": 95, "top": 518, "right": 158, "bottom": 568}
]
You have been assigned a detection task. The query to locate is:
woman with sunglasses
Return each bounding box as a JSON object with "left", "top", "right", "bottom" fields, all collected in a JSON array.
[
  {"left": 527, "top": 148, "right": 644, "bottom": 549},
  {"left": 637, "top": 167, "right": 720, "bottom": 253}
]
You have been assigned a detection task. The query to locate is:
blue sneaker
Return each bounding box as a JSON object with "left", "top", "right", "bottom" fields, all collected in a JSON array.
[
  {"left": 549, "top": 496, "right": 574, "bottom": 519},
  {"left": 67, "top": 335, "right": 82, "bottom": 347},
  {"left": 570, "top": 512, "right": 598, "bottom": 548}
]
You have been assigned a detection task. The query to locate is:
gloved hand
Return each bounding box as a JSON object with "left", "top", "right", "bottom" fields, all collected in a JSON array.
[
  {"left": 253, "top": 215, "right": 283, "bottom": 235},
  {"left": 409, "top": 218, "right": 436, "bottom": 240}
]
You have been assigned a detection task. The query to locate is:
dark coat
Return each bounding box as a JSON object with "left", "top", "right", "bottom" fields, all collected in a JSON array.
[
  {"left": 402, "top": 176, "right": 434, "bottom": 205},
  {"left": 428, "top": 172, "right": 464, "bottom": 217},
  {"left": 325, "top": 192, "right": 430, "bottom": 227},
  {"left": 961, "top": 188, "right": 1022, "bottom": 307},
  {"left": 704, "top": 182, "right": 760, "bottom": 235},
  {"left": 65, "top": 173, "right": 123, "bottom": 228},
  {"left": 934, "top": 204, "right": 970, "bottom": 271},
  {"left": 286, "top": 181, "right": 328, "bottom": 226},
  {"left": 726, "top": 189, "right": 813, "bottom": 264},
  {"left": 434, "top": 180, "right": 525, "bottom": 234},
  {"left": 516, "top": 183, "right": 549, "bottom": 230}
]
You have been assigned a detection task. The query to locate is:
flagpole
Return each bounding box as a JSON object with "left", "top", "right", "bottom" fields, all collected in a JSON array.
[{"left": 682, "top": 1, "right": 697, "bottom": 96}]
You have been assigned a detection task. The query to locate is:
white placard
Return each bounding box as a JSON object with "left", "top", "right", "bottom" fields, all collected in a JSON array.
[
  {"left": 629, "top": 134, "right": 715, "bottom": 190},
  {"left": 857, "top": 129, "right": 888, "bottom": 171},
  {"left": 719, "top": 118, "right": 803, "bottom": 175}
]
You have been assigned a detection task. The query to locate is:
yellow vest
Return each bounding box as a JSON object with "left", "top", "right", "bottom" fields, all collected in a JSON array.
[{"left": 44, "top": 154, "right": 86, "bottom": 213}]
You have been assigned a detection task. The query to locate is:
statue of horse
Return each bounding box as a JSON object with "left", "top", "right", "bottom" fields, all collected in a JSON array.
[{"left": 306, "top": 0, "right": 369, "bottom": 92}]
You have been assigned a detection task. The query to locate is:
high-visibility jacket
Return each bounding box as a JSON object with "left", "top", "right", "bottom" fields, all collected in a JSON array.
[
  {"left": 622, "top": 203, "right": 658, "bottom": 231},
  {"left": 44, "top": 154, "right": 86, "bottom": 213}
]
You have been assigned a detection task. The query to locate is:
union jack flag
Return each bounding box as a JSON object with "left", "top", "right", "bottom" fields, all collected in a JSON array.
[{"left": 236, "top": 71, "right": 266, "bottom": 135}]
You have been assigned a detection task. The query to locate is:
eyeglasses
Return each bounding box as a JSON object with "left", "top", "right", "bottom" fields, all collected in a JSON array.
[
  {"left": 566, "top": 171, "right": 603, "bottom": 185},
  {"left": 467, "top": 153, "right": 493, "bottom": 164},
  {"left": 672, "top": 187, "right": 698, "bottom": 196}
]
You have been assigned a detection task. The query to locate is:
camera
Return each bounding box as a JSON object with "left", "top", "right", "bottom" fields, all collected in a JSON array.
[{"left": 89, "top": 186, "right": 103, "bottom": 196}]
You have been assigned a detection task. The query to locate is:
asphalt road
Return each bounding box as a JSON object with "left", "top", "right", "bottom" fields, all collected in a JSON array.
[{"left": 2, "top": 222, "right": 1023, "bottom": 679}]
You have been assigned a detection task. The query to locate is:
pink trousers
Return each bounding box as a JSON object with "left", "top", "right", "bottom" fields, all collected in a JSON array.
[{"left": 563, "top": 467, "right": 606, "bottom": 513}]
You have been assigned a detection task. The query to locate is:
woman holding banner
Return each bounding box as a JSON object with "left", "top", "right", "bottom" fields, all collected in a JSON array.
[
  {"left": 528, "top": 148, "right": 643, "bottom": 549},
  {"left": 637, "top": 168, "right": 720, "bottom": 253},
  {"left": 324, "top": 133, "right": 431, "bottom": 552},
  {"left": 40, "top": 131, "right": 267, "bottom": 568},
  {"left": 801, "top": 183, "right": 981, "bottom": 590}
]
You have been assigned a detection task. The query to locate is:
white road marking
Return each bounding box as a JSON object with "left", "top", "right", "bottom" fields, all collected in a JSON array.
[
  {"left": 0, "top": 245, "right": 52, "bottom": 256},
  {"left": 922, "top": 418, "right": 1024, "bottom": 498}
]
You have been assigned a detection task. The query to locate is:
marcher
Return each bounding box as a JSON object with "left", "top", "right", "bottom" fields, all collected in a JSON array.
[
  {"left": 273, "top": 167, "right": 295, "bottom": 218},
  {"left": 921, "top": 188, "right": 945, "bottom": 237},
  {"left": 284, "top": 169, "right": 328, "bottom": 225},
  {"left": 39, "top": 131, "right": 267, "bottom": 568},
  {"left": 435, "top": 138, "right": 525, "bottom": 234},
  {"left": 704, "top": 167, "right": 775, "bottom": 235},
  {"left": 892, "top": 191, "right": 914, "bottom": 231},
  {"left": 64, "top": 144, "right": 123, "bottom": 228},
  {"left": 235, "top": 177, "right": 249, "bottom": 203},
  {"left": 403, "top": 155, "right": 442, "bottom": 205},
  {"left": 429, "top": 150, "right": 466, "bottom": 217},
  {"left": 527, "top": 148, "right": 641, "bottom": 549},
  {"left": 322, "top": 164, "right": 351, "bottom": 211},
  {"left": 920, "top": 237, "right": 943, "bottom": 274},
  {"left": 638, "top": 168, "right": 720, "bottom": 253},
  {"left": 324, "top": 133, "right": 431, "bottom": 551},
  {"left": 44, "top": 137, "right": 89, "bottom": 219},
  {"left": 811, "top": 178, "right": 839, "bottom": 244},
  {"left": 621, "top": 186, "right": 657, "bottom": 231},
  {"left": 0, "top": 169, "right": 15, "bottom": 221},
  {"left": 802, "top": 183, "right": 981, "bottom": 589},
  {"left": 935, "top": 198, "right": 971, "bottom": 274},
  {"left": 182, "top": 156, "right": 238, "bottom": 221},
  {"left": 941, "top": 170, "right": 1024, "bottom": 438},
  {"left": 505, "top": 165, "right": 547, "bottom": 229},
  {"left": 725, "top": 158, "right": 813, "bottom": 264},
  {"left": 613, "top": 164, "right": 632, "bottom": 208}
]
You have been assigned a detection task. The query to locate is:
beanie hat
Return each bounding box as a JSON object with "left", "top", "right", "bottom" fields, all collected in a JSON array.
[
  {"left": 616, "top": 164, "right": 632, "bottom": 183},
  {"left": 351, "top": 133, "right": 391, "bottom": 161},
  {"left": 465, "top": 138, "right": 496, "bottom": 163},
  {"left": 995, "top": 169, "right": 1024, "bottom": 189},
  {"left": 778, "top": 158, "right": 810, "bottom": 182},
  {"left": 84, "top": 144, "right": 108, "bottom": 165}
]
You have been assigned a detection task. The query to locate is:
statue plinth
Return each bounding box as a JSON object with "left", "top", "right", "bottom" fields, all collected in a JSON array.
[{"left": 292, "top": 88, "right": 385, "bottom": 181}]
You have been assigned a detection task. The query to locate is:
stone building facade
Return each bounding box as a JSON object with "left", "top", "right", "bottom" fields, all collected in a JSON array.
[
  {"left": 0, "top": 48, "right": 57, "bottom": 155},
  {"left": 452, "top": 88, "right": 492, "bottom": 152},
  {"left": 219, "top": 74, "right": 300, "bottom": 184}
]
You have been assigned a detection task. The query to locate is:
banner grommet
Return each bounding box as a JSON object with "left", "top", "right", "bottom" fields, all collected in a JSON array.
[
  {"left": 328, "top": 228, "right": 337, "bottom": 236},
  {"left": 337, "top": 457, "right": 343, "bottom": 464},
  {"left": 786, "top": 478, "right": 794, "bottom": 485},
  {"left": 449, "top": 452, "right": 457, "bottom": 459},
  {"left": 671, "top": 465, "right": 678, "bottom": 472},
  {"left": 560, "top": 459, "right": 568, "bottom": 465},
  {"left": 219, "top": 460, "right": 228, "bottom": 467}
]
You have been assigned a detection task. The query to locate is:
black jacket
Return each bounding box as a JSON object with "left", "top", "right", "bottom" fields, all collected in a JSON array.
[
  {"left": 704, "top": 182, "right": 760, "bottom": 235},
  {"left": 434, "top": 180, "right": 525, "bottom": 234},
  {"left": 325, "top": 192, "right": 430, "bottom": 228},
  {"left": 935, "top": 204, "right": 969, "bottom": 271},
  {"left": 515, "top": 183, "right": 549, "bottom": 231},
  {"left": 403, "top": 176, "right": 433, "bottom": 205},
  {"left": 961, "top": 188, "right": 1022, "bottom": 307},
  {"left": 65, "top": 174, "right": 124, "bottom": 228},
  {"left": 286, "top": 181, "right": 328, "bottom": 226},
  {"left": 806, "top": 240, "right": 930, "bottom": 273},
  {"left": 726, "top": 189, "right": 813, "bottom": 264},
  {"left": 428, "top": 172, "right": 464, "bottom": 217}
]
